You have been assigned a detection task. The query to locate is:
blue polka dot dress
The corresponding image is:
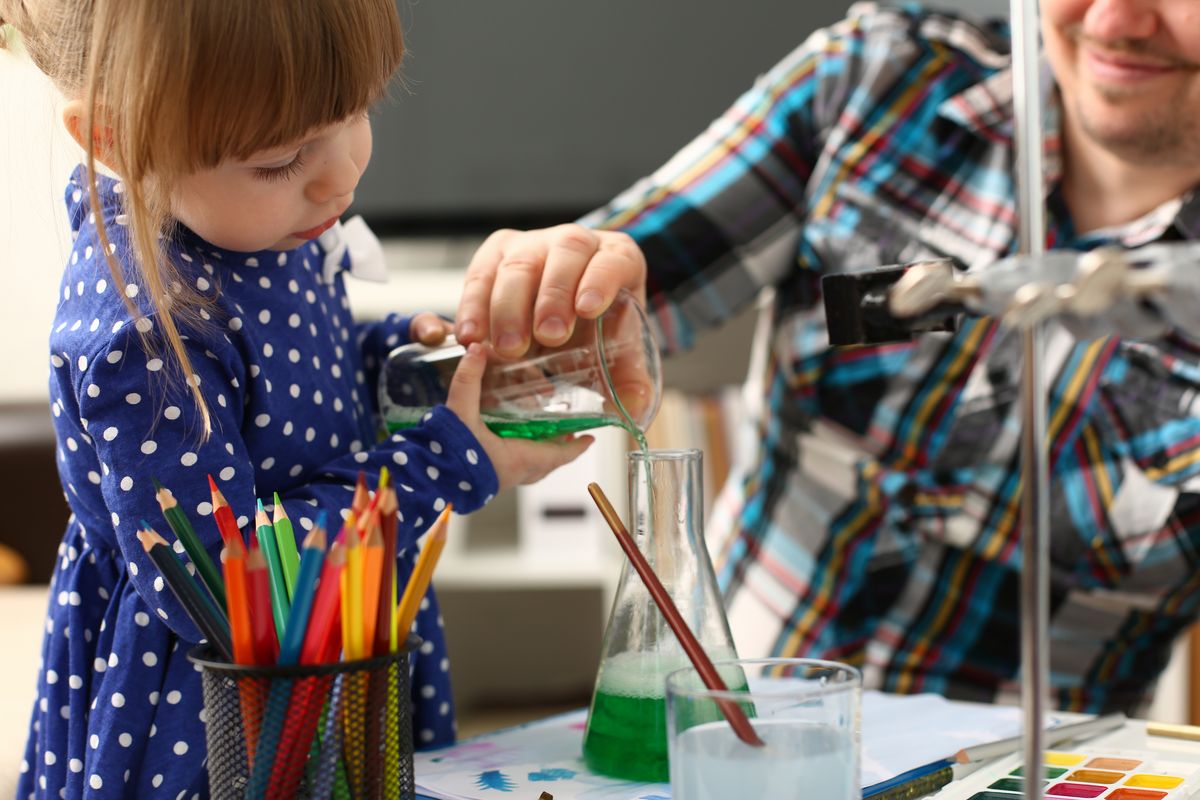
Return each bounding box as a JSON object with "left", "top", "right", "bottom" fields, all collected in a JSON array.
[{"left": 18, "top": 165, "right": 498, "bottom": 799}]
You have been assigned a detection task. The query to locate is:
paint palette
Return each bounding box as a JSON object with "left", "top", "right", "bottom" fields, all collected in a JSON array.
[{"left": 948, "top": 749, "right": 1200, "bottom": 800}]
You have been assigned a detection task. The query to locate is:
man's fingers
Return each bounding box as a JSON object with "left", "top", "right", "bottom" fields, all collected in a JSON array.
[
  {"left": 445, "top": 342, "right": 487, "bottom": 420},
  {"left": 488, "top": 234, "right": 553, "bottom": 357},
  {"left": 575, "top": 232, "right": 648, "bottom": 318},
  {"left": 456, "top": 231, "right": 509, "bottom": 344},
  {"left": 533, "top": 225, "right": 602, "bottom": 346}
]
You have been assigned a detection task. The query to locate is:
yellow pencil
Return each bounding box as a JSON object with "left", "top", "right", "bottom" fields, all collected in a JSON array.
[
  {"left": 395, "top": 506, "right": 452, "bottom": 638},
  {"left": 343, "top": 514, "right": 365, "bottom": 660}
]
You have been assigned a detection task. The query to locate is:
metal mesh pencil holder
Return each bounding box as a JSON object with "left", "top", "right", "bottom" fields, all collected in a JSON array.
[{"left": 189, "top": 637, "right": 418, "bottom": 800}]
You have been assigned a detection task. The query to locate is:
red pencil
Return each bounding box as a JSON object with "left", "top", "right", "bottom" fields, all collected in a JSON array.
[
  {"left": 208, "top": 475, "right": 243, "bottom": 549},
  {"left": 374, "top": 484, "right": 398, "bottom": 656},
  {"left": 300, "top": 542, "right": 346, "bottom": 665},
  {"left": 245, "top": 546, "right": 280, "bottom": 665}
]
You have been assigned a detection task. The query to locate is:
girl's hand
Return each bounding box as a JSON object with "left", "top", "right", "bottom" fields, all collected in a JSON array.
[
  {"left": 454, "top": 224, "right": 648, "bottom": 359},
  {"left": 445, "top": 342, "right": 593, "bottom": 491},
  {"left": 409, "top": 311, "right": 453, "bottom": 346}
]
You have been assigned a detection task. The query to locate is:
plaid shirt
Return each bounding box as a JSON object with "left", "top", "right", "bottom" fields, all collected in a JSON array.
[{"left": 587, "top": 3, "right": 1200, "bottom": 713}]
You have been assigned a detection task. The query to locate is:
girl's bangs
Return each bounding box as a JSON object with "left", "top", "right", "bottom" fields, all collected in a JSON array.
[{"left": 146, "top": 0, "right": 404, "bottom": 174}]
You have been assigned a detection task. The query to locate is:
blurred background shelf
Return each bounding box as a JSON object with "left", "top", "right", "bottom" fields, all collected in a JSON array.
[{"left": 0, "top": 5, "right": 1191, "bottom": 791}]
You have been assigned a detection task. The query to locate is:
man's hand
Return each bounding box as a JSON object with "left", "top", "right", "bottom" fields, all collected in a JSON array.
[{"left": 455, "top": 224, "right": 648, "bottom": 359}]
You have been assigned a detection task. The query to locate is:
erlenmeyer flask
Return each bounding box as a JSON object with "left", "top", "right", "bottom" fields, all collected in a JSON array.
[{"left": 582, "top": 448, "right": 741, "bottom": 783}]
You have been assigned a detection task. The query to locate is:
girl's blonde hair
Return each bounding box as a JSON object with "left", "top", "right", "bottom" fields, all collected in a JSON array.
[{"left": 1, "top": 0, "right": 403, "bottom": 435}]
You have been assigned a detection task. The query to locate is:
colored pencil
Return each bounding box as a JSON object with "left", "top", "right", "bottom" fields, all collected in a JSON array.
[
  {"left": 395, "top": 506, "right": 452, "bottom": 637},
  {"left": 264, "top": 525, "right": 331, "bottom": 797},
  {"left": 360, "top": 521, "right": 384, "bottom": 656},
  {"left": 245, "top": 545, "right": 279, "bottom": 665},
  {"left": 222, "top": 540, "right": 254, "bottom": 665},
  {"left": 256, "top": 499, "right": 290, "bottom": 640},
  {"left": 342, "top": 513, "right": 365, "bottom": 660},
  {"left": 137, "top": 525, "right": 232, "bottom": 661},
  {"left": 272, "top": 492, "right": 301, "bottom": 601},
  {"left": 350, "top": 472, "right": 370, "bottom": 521},
  {"left": 224, "top": 537, "right": 265, "bottom": 766},
  {"left": 1148, "top": 721, "right": 1200, "bottom": 742},
  {"left": 953, "top": 712, "right": 1126, "bottom": 764},
  {"left": 377, "top": 476, "right": 402, "bottom": 799},
  {"left": 588, "top": 483, "right": 764, "bottom": 747},
  {"left": 207, "top": 475, "right": 243, "bottom": 549},
  {"left": 375, "top": 483, "right": 398, "bottom": 657},
  {"left": 311, "top": 679, "right": 349, "bottom": 800},
  {"left": 152, "top": 478, "right": 226, "bottom": 611},
  {"left": 277, "top": 525, "right": 327, "bottom": 666},
  {"left": 301, "top": 542, "right": 346, "bottom": 665}
]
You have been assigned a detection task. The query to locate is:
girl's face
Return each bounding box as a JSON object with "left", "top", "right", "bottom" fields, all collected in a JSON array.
[{"left": 172, "top": 114, "right": 373, "bottom": 252}]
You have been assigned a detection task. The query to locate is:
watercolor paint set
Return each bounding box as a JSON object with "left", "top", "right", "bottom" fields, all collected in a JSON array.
[{"left": 946, "top": 749, "right": 1200, "bottom": 800}]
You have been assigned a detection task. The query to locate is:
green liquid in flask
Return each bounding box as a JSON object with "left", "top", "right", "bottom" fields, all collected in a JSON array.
[
  {"left": 582, "top": 651, "right": 747, "bottom": 783},
  {"left": 386, "top": 410, "right": 621, "bottom": 440}
]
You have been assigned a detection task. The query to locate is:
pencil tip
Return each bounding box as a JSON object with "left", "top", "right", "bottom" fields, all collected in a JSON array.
[
  {"left": 151, "top": 476, "right": 163, "bottom": 491},
  {"left": 305, "top": 525, "right": 327, "bottom": 550},
  {"left": 207, "top": 474, "right": 218, "bottom": 493}
]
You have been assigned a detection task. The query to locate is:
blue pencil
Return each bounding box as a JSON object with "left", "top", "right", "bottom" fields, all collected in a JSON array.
[{"left": 245, "top": 521, "right": 328, "bottom": 799}]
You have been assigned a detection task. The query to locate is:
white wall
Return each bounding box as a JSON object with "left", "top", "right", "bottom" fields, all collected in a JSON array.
[{"left": 1, "top": 41, "right": 79, "bottom": 404}]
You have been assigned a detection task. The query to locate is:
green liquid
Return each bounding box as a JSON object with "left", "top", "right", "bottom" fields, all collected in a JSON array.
[
  {"left": 582, "top": 677, "right": 753, "bottom": 783},
  {"left": 583, "top": 690, "right": 671, "bottom": 782},
  {"left": 385, "top": 412, "right": 621, "bottom": 440}
]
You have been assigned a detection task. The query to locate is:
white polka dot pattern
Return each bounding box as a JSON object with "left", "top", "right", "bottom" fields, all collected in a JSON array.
[{"left": 24, "top": 165, "right": 499, "bottom": 799}]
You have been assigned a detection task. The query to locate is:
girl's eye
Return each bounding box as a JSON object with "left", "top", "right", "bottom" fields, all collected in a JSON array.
[{"left": 253, "top": 153, "right": 306, "bottom": 182}]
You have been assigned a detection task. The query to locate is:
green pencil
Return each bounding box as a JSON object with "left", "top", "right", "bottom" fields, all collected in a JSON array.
[
  {"left": 272, "top": 492, "right": 301, "bottom": 601},
  {"left": 152, "top": 478, "right": 226, "bottom": 612},
  {"left": 255, "top": 498, "right": 290, "bottom": 639}
]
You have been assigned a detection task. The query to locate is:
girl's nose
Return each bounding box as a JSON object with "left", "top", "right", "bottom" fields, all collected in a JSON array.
[
  {"left": 1082, "top": 0, "right": 1159, "bottom": 43},
  {"left": 305, "top": 151, "right": 361, "bottom": 205}
]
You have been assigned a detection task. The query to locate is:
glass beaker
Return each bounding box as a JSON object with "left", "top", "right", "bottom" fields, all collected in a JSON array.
[
  {"left": 582, "top": 448, "right": 740, "bottom": 783},
  {"left": 667, "top": 658, "right": 861, "bottom": 800},
  {"left": 379, "top": 289, "right": 662, "bottom": 440}
]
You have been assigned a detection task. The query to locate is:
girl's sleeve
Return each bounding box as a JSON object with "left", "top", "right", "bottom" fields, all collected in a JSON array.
[
  {"left": 580, "top": 11, "right": 869, "bottom": 354},
  {"left": 78, "top": 319, "right": 496, "bottom": 644}
]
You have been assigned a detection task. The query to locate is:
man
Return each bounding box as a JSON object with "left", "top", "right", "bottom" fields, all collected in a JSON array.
[{"left": 455, "top": 0, "right": 1200, "bottom": 713}]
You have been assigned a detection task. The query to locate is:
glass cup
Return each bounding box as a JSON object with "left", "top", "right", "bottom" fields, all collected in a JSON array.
[
  {"left": 666, "top": 658, "right": 862, "bottom": 800},
  {"left": 379, "top": 289, "right": 662, "bottom": 440}
]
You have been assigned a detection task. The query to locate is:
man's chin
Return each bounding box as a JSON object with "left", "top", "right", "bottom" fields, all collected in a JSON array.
[{"left": 1078, "top": 104, "right": 1192, "bottom": 164}]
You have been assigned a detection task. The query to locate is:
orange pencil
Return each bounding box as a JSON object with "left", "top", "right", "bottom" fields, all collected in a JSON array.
[
  {"left": 222, "top": 538, "right": 254, "bottom": 665},
  {"left": 208, "top": 475, "right": 243, "bottom": 549},
  {"left": 395, "top": 505, "right": 452, "bottom": 638},
  {"left": 223, "top": 535, "right": 264, "bottom": 767},
  {"left": 245, "top": 546, "right": 279, "bottom": 665}
]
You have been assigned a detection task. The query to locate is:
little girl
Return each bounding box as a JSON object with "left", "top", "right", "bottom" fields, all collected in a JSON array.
[{"left": 1, "top": 1, "right": 590, "bottom": 797}]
